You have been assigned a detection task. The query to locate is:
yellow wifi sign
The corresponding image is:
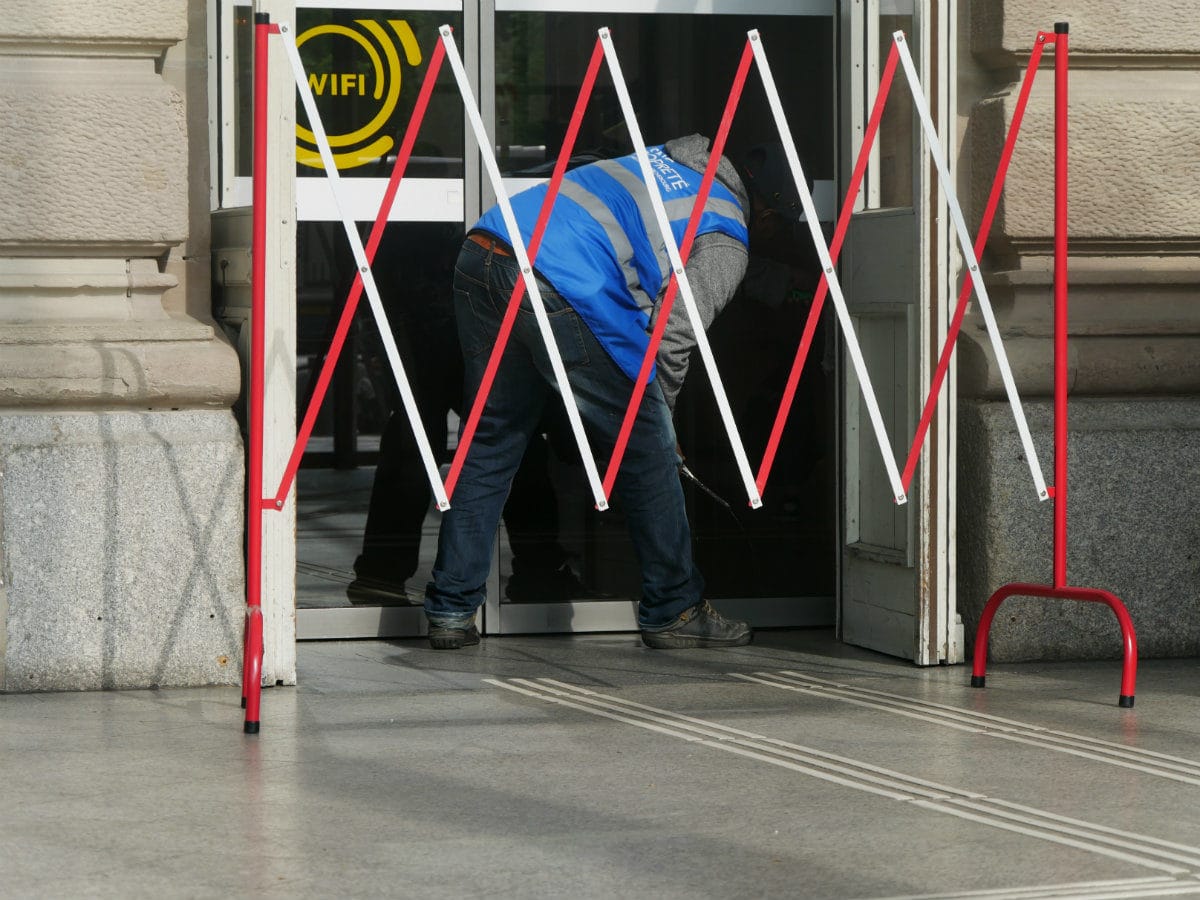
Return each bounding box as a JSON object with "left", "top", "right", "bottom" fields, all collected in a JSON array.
[{"left": 296, "top": 19, "right": 421, "bottom": 170}]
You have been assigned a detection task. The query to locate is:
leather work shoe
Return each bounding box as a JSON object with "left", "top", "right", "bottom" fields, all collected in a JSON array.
[
  {"left": 427, "top": 621, "right": 481, "bottom": 650},
  {"left": 640, "top": 601, "right": 753, "bottom": 650}
]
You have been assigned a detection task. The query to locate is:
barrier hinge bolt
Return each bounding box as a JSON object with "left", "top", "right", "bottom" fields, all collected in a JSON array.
[{"left": 275, "top": 499, "right": 283, "bottom": 509}]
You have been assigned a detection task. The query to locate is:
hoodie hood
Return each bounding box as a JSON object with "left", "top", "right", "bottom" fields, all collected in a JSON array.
[{"left": 664, "top": 134, "right": 750, "bottom": 224}]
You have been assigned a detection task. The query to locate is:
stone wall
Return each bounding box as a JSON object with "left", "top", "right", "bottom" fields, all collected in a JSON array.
[{"left": 0, "top": 1, "right": 246, "bottom": 689}]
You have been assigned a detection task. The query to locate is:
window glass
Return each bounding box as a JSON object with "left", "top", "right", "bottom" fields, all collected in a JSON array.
[
  {"left": 493, "top": 12, "right": 833, "bottom": 184},
  {"left": 232, "top": 7, "right": 464, "bottom": 180}
]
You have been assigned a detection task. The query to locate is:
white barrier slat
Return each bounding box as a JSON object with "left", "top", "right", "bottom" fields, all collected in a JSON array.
[
  {"left": 438, "top": 25, "right": 610, "bottom": 511},
  {"left": 598, "top": 27, "right": 763, "bottom": 509},
  {"left": 749, "top": 29, "right": 908, "bottom": 505},
  {"left": 278, "top": 24, "right": 451, "bottom": 511},
  {"left": 893, "top": 31, "right": 1049, "bottom": 501}
]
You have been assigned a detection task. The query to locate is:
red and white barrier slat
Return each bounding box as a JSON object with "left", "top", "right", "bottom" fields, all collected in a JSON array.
[
  {"left": 438, "top": 25, "right": 609, "bottom": 510},
  {"left": 599, "top": 27, "right": 763, "bottom": 509},
  {"left": 892, "top": 31, "right": 1048, "bottom": 501},
  {"left": 750, "top": 29, "right": 908, "bottom": 505},
  {"left": 278, "top": 22, "right": 451, "bottom": 511}
]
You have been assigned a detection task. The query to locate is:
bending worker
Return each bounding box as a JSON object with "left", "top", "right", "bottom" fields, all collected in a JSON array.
[{"left": 424, "top": 134, "right": 756, "bottom": 650}]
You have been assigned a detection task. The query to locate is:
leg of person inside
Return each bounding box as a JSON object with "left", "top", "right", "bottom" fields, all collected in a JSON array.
[
  {"left": 348, "top": 404, "right": 447, "bottom": 604},
  {"left": 424, "top": 239, "right": 550, "bottom": 649},
  {"left": 511, "top": 266, "right": 750, "bottom": 649},
  {"left": 502, "top": 424, "right": 611, "bottom": 604},
  {"left": 349, "top": 279, "right": 461, "bottom": 605},
  {"left": 556, "top": 340, "right": 752, "bottom": 649}
]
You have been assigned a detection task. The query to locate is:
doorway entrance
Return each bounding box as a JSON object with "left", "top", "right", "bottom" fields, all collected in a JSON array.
[{"left": 211, "top": 0, "right": 954, "bottom": 659}]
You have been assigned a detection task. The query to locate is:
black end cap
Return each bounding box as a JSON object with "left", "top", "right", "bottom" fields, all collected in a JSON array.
[
  {"left": 1055, "top": 22, "right": 1068, "bottom": 34},
  {"left": 244, "top": 720, "right": 261, "bottom": 734},
  {"left": 1119, "top": 695, "right": 1135, "bottom": 708},
  {"left": 255, "top": 12, "right": 270, "bottom": 24},
  {"left": 970, "top": 675, "right": 986, "bottom": 688}
]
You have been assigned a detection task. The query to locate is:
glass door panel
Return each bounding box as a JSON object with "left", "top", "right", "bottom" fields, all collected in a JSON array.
[{"left": 486, "top": 2, "right": 838, "bottom": 632}]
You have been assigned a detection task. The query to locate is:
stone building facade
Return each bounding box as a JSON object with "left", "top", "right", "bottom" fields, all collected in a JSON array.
[
  {"left": 0, "top": 1, "right": 245, "bottom": 689},
  {"left": 0, "top": 0, "right": 1197, "bottom": 689}
]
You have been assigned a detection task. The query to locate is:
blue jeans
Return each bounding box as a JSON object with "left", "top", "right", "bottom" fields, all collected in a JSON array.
[{"left": 424, "top": 237, "right": 703, "bottom": 629}]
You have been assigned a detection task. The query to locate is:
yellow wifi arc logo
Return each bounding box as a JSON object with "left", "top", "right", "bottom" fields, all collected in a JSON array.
[{"left": 296, "top": 19, "right": 421, "bottom": 170}]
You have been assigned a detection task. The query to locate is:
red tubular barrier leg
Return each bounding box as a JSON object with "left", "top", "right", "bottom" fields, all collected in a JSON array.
[
  {"left": 242, "top": 12, "right": 271, "bottom": 735},
  {"left": 971, "top": 583, "right": 1137, "bottom": 707},
  {"left": 1053, "top": 22, "right": 1070, "bottom": 590}
]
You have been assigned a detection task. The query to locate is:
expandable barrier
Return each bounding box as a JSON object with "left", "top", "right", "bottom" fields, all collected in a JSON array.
[{"left": 241, "top": 15, "right": 1136, "bottom": 732}]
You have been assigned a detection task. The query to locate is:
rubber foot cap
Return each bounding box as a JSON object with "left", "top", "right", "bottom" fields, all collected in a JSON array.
[
  {"left": 244, "top": 721, "right": 261, "bottom": 734},
  {"left": 970, "top": 675, "right": 986, "bottom": 688},
  {"left": 1119, "top": 695, "right": 1135, "bottom": 708}
]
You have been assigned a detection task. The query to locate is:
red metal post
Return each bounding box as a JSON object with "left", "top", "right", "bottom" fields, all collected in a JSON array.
[
  {"left": 971, "top": 24, "right": 1138, "bottom": 708},
  {"left": 1053, "top": 22, "right": 1070, "bottom": 589},
  {"left": 241, "top": 12, "right": 271, "bottom": 735}
]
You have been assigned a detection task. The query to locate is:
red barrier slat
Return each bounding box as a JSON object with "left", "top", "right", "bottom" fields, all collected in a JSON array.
[
  {"left": 443, "top": 37, "right": 606, "bottom": 500},
  {"left": 271, "top": 38, "right": 448, "bottom": 507},
  {"left": 897, "top": 35, "right": 1048, "bottom": 493},
  {"left": 755, "top": 42, "right": 901, "bottom": 497},
  {"left": 600, "top": 39, "right": 755, "bottom": 501}
]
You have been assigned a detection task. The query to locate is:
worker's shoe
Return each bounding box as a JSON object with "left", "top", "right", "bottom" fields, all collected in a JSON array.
[
  {"left": 427, "top": 620, "right": 481, "bottom": 650},
  {"left": 640, "top": 601, "right": 753, "bottom": 650}
]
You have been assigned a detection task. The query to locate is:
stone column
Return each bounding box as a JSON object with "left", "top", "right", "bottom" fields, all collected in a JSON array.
[
  {"left": 0, "top": 1, "right": 246, "bottom": 689},
  {"left": 959, "top": 1, "right": 1200, "bottom": 660}
]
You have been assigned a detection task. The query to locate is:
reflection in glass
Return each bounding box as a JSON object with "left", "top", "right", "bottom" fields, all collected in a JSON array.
[{"left": 296, "top": 221, "right": 465, "bottom": 609}]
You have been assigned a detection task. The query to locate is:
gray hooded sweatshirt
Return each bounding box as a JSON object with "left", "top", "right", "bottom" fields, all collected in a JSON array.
[{"left": 652, "top": 134, "right": 750, "bottom": 410}]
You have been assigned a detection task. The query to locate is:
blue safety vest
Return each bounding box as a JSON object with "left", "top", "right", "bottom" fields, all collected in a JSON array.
[{"left": 473, "top": 145, "right": 748, "bottom": 382}]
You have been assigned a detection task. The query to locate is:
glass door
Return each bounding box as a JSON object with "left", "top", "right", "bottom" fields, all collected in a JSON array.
[
  {"left": 213, "top": 0, "right": 844, "bottom": 639},
  {"left": 482, "top": 0, "right": 840, "bottom": 634}
]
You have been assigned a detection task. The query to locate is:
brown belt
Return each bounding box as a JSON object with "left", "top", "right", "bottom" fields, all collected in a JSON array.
[{"left": 467, "top": 232, "right": 513, "bottom": 257}]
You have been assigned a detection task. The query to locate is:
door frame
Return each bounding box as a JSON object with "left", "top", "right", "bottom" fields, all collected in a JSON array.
[{"left": 836, "top": 0, "right": 958, "bottom": 665}]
